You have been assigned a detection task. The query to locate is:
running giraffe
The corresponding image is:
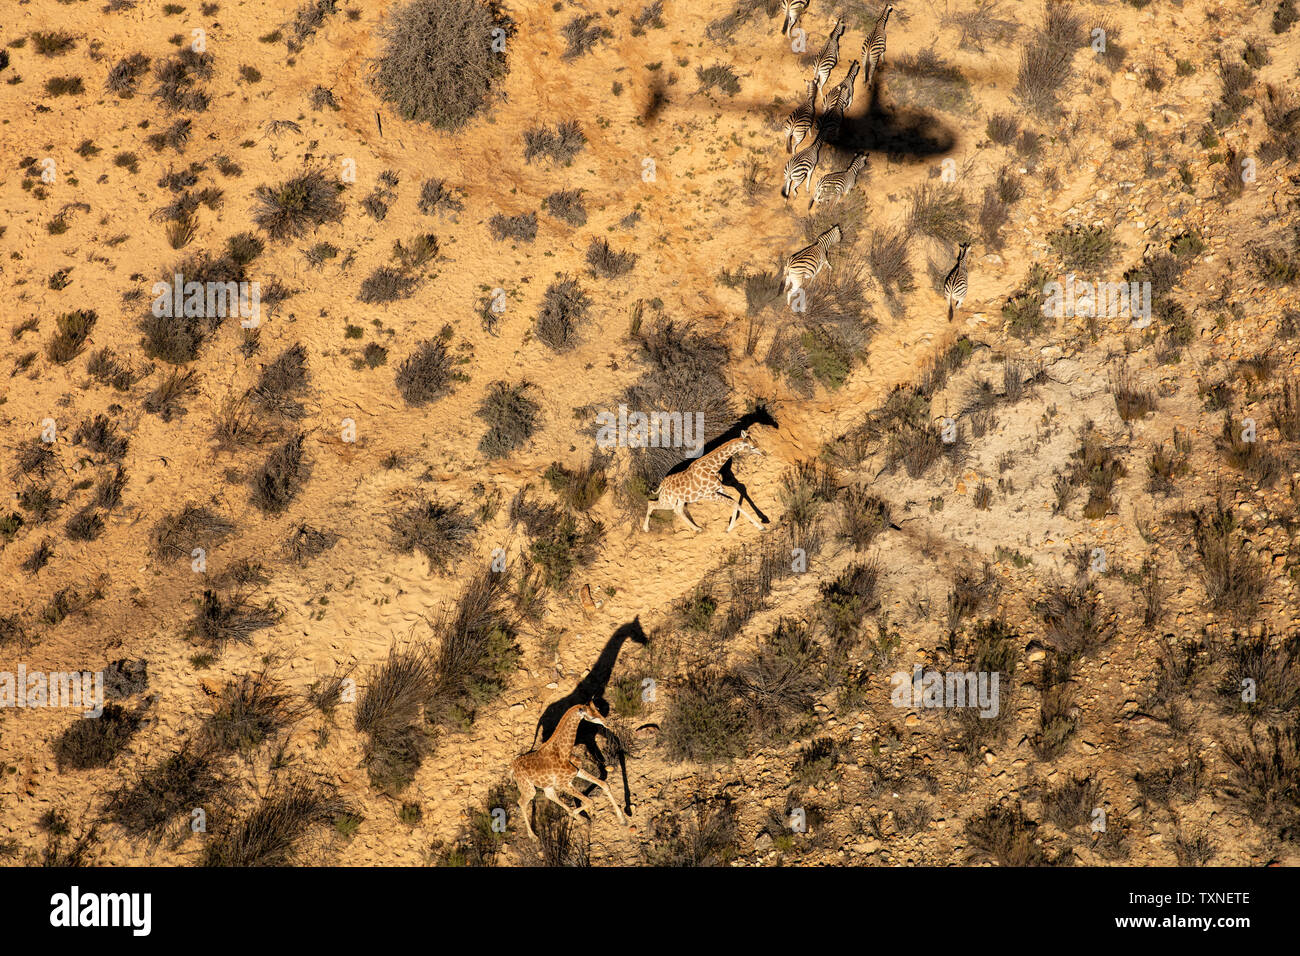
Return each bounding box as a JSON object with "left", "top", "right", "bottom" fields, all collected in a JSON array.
[
  {"left": 811, "top": 152, "right": 868, "bottom": 210},
  {"left": 780, "top": 0, "right": 810, "bottom": 37},
  {"left": 781, "top": 129, "right": 824, "bottom": 201},
  {"left": 944, "top": 242, "right": 971, "bottom": 323},
  {"left": 782, "top": 223, "right": 843, "bottom": 304},
  {"left": 511, "top": 701, "right": 628, "bottom": 840},
  {"left": 862, "top": 4, "right": 894, "bottom": 88},
  {"left": 784, "top": 79, "right": 817, "bottom": 154},
  {"left": 812, "top": 17, "right": 846, "bottom": 102},
  {"left": 643, "top": 431, "right": 766, "bottom": 533}
]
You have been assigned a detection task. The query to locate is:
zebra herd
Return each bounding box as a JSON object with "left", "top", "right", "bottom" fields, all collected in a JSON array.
[{"left": 776, "top": 3, "right": 971, "bottom": 324}]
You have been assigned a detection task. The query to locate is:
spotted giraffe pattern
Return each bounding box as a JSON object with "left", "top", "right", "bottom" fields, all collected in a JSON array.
[
  {"left": 511, "top": 702, "right": 627, "bottom": 840},
  {"left": 643, "top": 431, "right": 766, "bottom": 533}
]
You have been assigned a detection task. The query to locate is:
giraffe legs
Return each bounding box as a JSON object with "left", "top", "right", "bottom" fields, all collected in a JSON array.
[
  {"left": 518, "top": 784, "right": 538, "bottom": 840},
  {"left": 541, "top": 786, "right": 585, "bottom": 824},
  {"left": 573, "top": 768, "right": 629, "bottom": 827},
  {"left": 675, "top": 502, "right": 703, "bottom": 533}
]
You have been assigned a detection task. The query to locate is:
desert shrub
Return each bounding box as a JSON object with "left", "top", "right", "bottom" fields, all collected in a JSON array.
[
  {"left": 1038, "top": 581, "right": 1117, "bottom": 664},
  {"left": 586, "top": 237, "right": 638, "bottom": 277},
  {"left": 543, "top": 188, "right": 586, "bottom": 226},
  {"left": 1214, "top": 627, "right": 1300, "bottom": 717},
  {"left": 696, "top": 63, "right": 740, "bottom": 96},
  {"left": 891, "top": 47, "right": 972, "bottom": 112},
  {"left": 252, "top": 169, "right": 344, "bottom": 240},
  {"left": 355, "top": 644, "right": 437, "bottom": 794},
  {"left": 562, "top": 12, "right": 609, "bottom": 59},
  {"left": 868, "top": 227, "right": 915, "bottom": 297},
  {"left": 1110, "top": 369, "right": 1156, "bottom": 421},
  {"left": 144, "top": 367, "right": 199, "bottom": 421},
  {"left": 525, "top": 510, "right": 604, "bottom": 589},
  {"left": 821, "top": 563, "right": 882, "bottom": 657},
  {"left": 395, "top": 338, "right": 458, "bottom": 406},
  {"left": 477, "top": 381, "right": 541, "bottom": 457},
  {"left": 391, "top": 497, "right": 476, "bottom": 572},
  {"left": 47, "top": 309, "right": 97, "bottom": 363},
  {"left": 107, "top": 742, "right": 227, "bottom": 837},
  {"left": 202, "top": 670, "right": 301, "bottom": 755},
  {"left": 202, "top": 777, "right": 346, "bottom": 866},
  {"left": 1049, "top": 223, "right": 1114, "bottom": 271},
  {"left": 106, "top": 52, "right": 150, "bottom": 96},
  {"left": 736, "top": 618, "right": 824, "bottom": 739},
  {"left": 488, "top": 211, "right": 538, "bottom": 242},
  {"left": 250, "top": 343, "right": 308, "bottom": 417},
  {"left": 371, "top": 0, "right": 511, "bottom": 130},
  {"left": 285, "top": 522, "right": 338, "bottom": 564},
  {"left": 839, "top": 486, "right": 892, "bottom": 550},
  {"left": 54, "top": 703, "right": 144, "bottom": 770},
  {"left": 425, "top": 566, "right": 521, "bottom": 728},
  {"left": 987, "top": 112, "right": 1020, "bottom": 145},
  {"left": 1221, "top": 723, "right": 1300, "bottom": 844},
  {"left": 642, "top": 795, "right": 738, "bottom": 866},
  {"left": 523, "top": 119, "right": 585, "bottom": 164},
  {"left": 966, "top": 801, "right": 1052, "bottom": 865},
  {"left": 1042, "top": 774, "right": 1102, "bottom": 830},
  {"left": 661, "top": 670, "right": 746, "bottom": 763},
  {"left": 1192, "top": 504, "right": 1266, "bottom": 620},
  {"left": 191, "top": 590, "right": 281, "bottom": 648},
  {"left": 534, "top": 277, "right": 590, "bottom": 351},
  {"left": 1014, "top": 2, "right": 1083, "bottom": 113},
  {"left": 152, "top": 47, "right": 213, "bottom": 112},
  {"left": 543, "top": 456, "right": 608, "bottom": 511},
  {"left": 250, "top": 433, "right": 307, "bottom": 512},
  {"left": 72, "top": 413, "right": 127, "bottom": 460},
  {"left": 418, "top": 177, "right": 463, "bottom": 215}
]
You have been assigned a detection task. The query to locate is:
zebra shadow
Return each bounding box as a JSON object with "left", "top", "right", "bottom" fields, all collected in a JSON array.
[{"left": 532, "top": 617, "right": 648, "bottom": 816}]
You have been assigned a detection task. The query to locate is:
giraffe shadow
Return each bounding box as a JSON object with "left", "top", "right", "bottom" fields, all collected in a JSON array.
[
  {"left": 533, "top": 618, "right": 648, "bottom": 818},
  {"left": 660, "top": 407, "right": 780, "bottom": 528}
]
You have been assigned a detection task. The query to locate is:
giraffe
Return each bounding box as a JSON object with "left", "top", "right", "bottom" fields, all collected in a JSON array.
[
  {"left": 642, "top": 430, "right": 766, "bottom": 533},
  {"left": 511, "top": 701, "right": 628, "bottom": 840}
]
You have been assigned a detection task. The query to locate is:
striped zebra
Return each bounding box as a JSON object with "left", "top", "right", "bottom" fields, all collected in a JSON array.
[
  {"left": 780, "top": 0, "right": 810, "bottom": 36},
  {"left": 781, "top": 130, "right": 824, "bottom": 201},
  {"left": 782, "top": 224, "right": 843, "bottom": 304},
  {"left": 862, "top": 4, "right": 894, "bottom": 88},
  {"left": 810, "top": 152, "right": 868, "bottom": 210},
  {"left": 944, "top": 242, "right": 971, "bottom": 322},
  {"left": 784, "top": 80, "right": 817, "bottom": 154},
  {"left": 827, "top": 59, "right": 860, "bottom": 113},
  {"left": 812, "top": 17, "right": 846, "bottom": 102}
]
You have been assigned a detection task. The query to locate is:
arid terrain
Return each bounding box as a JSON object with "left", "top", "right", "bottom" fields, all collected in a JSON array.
[{"left": 2, "top": 0, "right": 1300, "bottom": 867}]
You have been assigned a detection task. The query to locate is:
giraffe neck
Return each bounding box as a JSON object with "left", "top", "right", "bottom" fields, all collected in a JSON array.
[
  {"left": 693, "top": 437, "right": 744, "bottom": 473},
  {"left": 545, "top": 705, "right": 587, "bottom": 754}
]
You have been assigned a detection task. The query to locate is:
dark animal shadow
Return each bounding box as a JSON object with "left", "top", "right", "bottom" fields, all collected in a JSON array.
[
  {"left": 827, "top": 75, "right": 958, "bottom": 159},
  {"left": 533, "top": 618, "right": 648, "bottom": 817}
]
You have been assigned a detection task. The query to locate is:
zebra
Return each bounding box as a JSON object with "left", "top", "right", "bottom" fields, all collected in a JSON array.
[
  {"left": 828, "top": 59, "right": 860, "bottom": 114},
  {"left": 810, "top": 152, "right": 868, "bottom": 210},
  {"left": 944, "top": 242, "right": 971, "bottom": 322},
  {"left": 782, "top": 224, "right": 843, "bottom": 305},
  {"left": 862, "top": 4, "right": 894, "bottom": 88},
  {"left": 784, "top": 80, "right": 817, "bottom": 154},
  {"left": 812, "top": 17, "right": 846, "bottom": 102},
  {"left": 780, "top": 0, "right": 810, "bottom": 36},
  {"left": 781, "top": 130, "right": 824, "bottom": 201}
]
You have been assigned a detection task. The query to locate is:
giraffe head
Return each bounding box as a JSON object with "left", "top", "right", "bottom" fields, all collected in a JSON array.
[
  {"left": 737, "top": 428, "right": 766, "bottom": 456},
  {"left": 574, "top": 701, "right": 608, "bottom": 728}
]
